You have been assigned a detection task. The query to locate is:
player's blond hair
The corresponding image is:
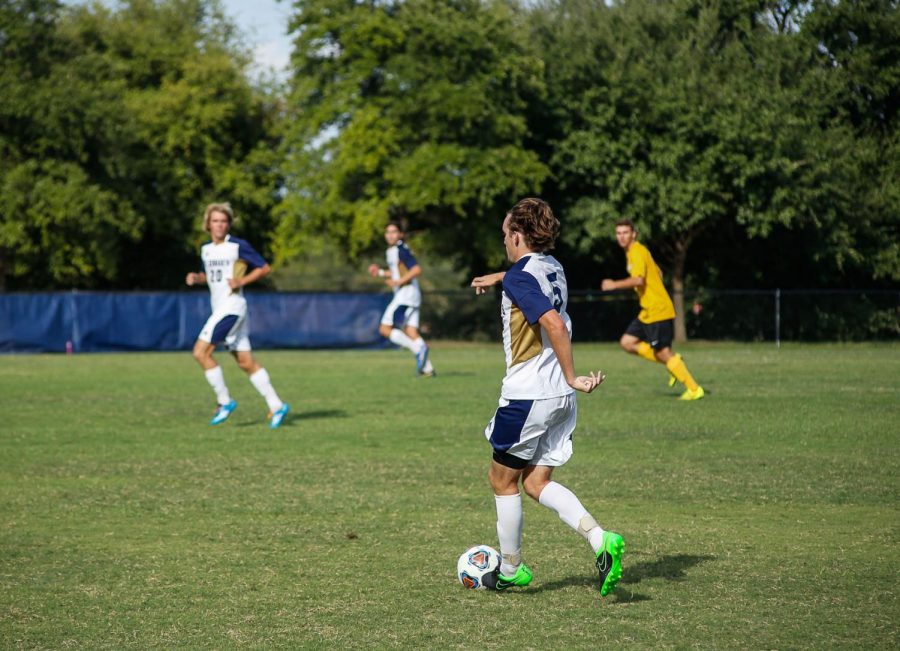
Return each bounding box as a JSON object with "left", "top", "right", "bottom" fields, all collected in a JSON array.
[
  {"left": 507, "top": 197, "right": 559, "bottom": 252},
  {"left": 203, "top": 202, "right": 234, "bottom": 232}
]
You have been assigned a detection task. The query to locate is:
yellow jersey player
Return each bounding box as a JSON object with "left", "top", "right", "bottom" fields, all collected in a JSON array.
[{"left": 601, "top": 219, "right": 704, "bottom": 400}]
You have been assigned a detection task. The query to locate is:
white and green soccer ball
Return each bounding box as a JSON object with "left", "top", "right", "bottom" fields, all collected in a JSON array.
[{"left": 457, "top": 545, "right": 500, "bottom": 589}]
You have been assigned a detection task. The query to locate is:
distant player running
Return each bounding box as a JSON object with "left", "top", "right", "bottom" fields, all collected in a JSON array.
[
  {"left": 368, "top": 222, "right": 435, "bottom": 376},
  {"left": 185, "top": 203, "right": 290, "bottom": 427},
  {"left": 601, "top": 219, "right": 704, "bottom": 400},
  {"left": 470, "top": 197, "right": 624, "bottom": 597}
]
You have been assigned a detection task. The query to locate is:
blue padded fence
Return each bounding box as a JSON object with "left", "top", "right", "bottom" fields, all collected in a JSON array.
[{"left": 0, "top": 292, "right": 392, "bottom": 353}]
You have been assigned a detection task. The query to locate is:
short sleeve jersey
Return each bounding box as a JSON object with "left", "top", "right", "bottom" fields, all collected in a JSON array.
[
  {"left": 200, "top": 235, "right": 267, "bottom": 312},
  {"left": 386, "top": 240, "right": 421, "bottom": 307},
  {"left": 626, "top": 240, "right": 675, "bottom": 324},
  {"left": 499, "top": 253, "right": 574, "bottom": 400}
]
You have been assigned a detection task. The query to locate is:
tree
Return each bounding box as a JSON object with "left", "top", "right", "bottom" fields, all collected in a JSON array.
[
  {"left": 275, "top": 0, "right": 548, "bottom": 273},
  {"left": 0, "top": 0, "right": 281, "bottom": 289},
  {"left": 536, "top": 0, "right": 854, "bottom": 340}
]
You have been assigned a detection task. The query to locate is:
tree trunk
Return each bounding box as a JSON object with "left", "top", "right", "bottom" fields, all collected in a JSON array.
[{"left": 671, "top": 241, "right": 688, "bottom": 343}]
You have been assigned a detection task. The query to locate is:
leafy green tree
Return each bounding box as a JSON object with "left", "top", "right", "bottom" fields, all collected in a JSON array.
[
  {"left": 275, "top": 0, "right": 548, "bottom": 273},
  {"left": 0, "top": 0, "right": 280, "bottom": 289},
  {"left": 531, "top": 0, "right": 893, "bottom": 340}
]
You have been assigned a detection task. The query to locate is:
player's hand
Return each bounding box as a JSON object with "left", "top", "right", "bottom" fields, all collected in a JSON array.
[
  {"left": 385, "top": 278, "right": 399, "bottom": 288},
  {"left": 228, "top": 278, "right": 243, "bottom": 289},
  {"left": 185, "top": 272, "right": 198, "bottom": 286},
  {"left": 569, "top": 371, "right": 606, "bottom": 394},
  {"left": 470, "top": 272, "right": 504, "bottom": 295},
  {"left": 601, "top": 279, "right": 615, "bottom": 291},
  {"left": 368, "top": 264, "right": 380, "bottom": 278}
]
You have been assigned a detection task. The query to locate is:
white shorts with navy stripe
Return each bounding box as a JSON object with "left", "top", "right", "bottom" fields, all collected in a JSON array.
[
  {"left": 484, "top": 393, "right": 577, "bottom": 467},
  {"left": 198, "top": 304, "right": 251, "bottom": 352},
  {"left": 380, "top": 294, "right": 421, "bottom": 329}
]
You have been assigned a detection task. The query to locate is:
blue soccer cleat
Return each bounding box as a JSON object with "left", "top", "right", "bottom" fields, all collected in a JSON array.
[
  {"left": 415, "top": 343, "right": 430, "bottom": 375},
  {"left": 269, "top": 403, "right": 290, "bottom": 429},
  {"left": 210, "top": 400, "right": 237, "bottom": 425}
]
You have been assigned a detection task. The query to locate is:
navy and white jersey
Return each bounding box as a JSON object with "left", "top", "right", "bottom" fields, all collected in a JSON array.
[
  {"left": 386, "top": 240, "right": 421, "bottom": 307},
  {"left": 500, "top": 253, "right": 573, "bottom": 400},
  {"left": 200, "top": 235, "right": 267, "bottom": 312}
]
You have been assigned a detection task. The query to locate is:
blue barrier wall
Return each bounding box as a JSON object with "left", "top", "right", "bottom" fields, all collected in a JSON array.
[{"left": 0, "top": 292, "right": 392, "bottom": 353}]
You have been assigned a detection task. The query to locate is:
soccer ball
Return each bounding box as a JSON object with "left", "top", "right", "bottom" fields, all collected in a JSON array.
[{"left": 457, "top": 544, "right": 500, "bottom": 589}]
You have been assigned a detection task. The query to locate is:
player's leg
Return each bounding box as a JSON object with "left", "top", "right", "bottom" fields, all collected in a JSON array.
[
  {"left": 195, "top": 314, "right": 238, "bottom": 424},
  {"left": 525, "top": 394, "right": 624, "bottom": 596},
  {"left": 481, "top": 398, "right": 539, "bottom": 589},
  {"left": 622, "top": 319, "right": 660, "bottom": 364},
  {"left": 233, "top": 346, "right": 290, "bottom": 428},
  {"left": 403, "top": 310, "right": 433, "bottom": 376},
  {"left": 651, "top": 322, "right": 703, "bottom": 399},
  {"left": 380, "top": 299, "right": 417, "bottom": 352}
]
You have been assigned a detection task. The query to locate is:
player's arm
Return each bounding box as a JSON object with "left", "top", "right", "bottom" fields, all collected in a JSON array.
[
  {"left": 368, "top": 263, "right": 387, "bottom": 278},
  {"left": 601, "top": 276, "right": 645, "bottom": 291},
  {"left": 470, "top": 272, "right": 506, "bottom": 295},
  {"left": 229, "top": 263, "right": 271, "bottom": 289},
  {"left": 388, "top": 264, "right": 421, "bottom": 288},
  {"left": 185, "top": 271, "right": 207, "bottom": 286},
  {"left": 539, "top": 309, "right": 605, "bottom": 394}
]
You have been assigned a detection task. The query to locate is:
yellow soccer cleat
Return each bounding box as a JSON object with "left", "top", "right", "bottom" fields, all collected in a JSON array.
[{"left": 679, "top": 386, "right": 705, "bottom": 401}]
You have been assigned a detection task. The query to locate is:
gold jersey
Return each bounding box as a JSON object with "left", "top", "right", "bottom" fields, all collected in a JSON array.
[{"left": 626, "top": 240, "right": 675, "bottom": 323}]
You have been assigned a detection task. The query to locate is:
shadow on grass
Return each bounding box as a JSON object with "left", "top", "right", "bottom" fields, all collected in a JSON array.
[
  {"left": 621, "top": 553, "right": 715, "bottom": 585},
  {"left": 233, "top": 409, "right": 348, "bottom": 428},
  {"left": 528, "top": 553, "right": 713, "bottom": 603}
]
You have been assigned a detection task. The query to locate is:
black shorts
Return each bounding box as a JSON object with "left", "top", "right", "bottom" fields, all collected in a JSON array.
[{"left": 625, "top": 318, "right": 674, "bottom": 351}]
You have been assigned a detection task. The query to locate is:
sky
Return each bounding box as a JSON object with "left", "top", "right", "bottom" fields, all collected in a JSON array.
[
  {"left": 63, "top": 0, "right": 295, "bottom": 78},
  {"left": 221, "top": 0, "right": 294, "bottom": 78}
]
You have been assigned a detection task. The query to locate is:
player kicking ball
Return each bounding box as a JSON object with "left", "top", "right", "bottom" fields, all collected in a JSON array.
[
  {"left": 368, "top": 221, "right": 435, "bottom": 377},
  {"left": 185, "top": 202, "right": 290, "bottom": 428},
  {"left": 470, "top": 198, "right": 624, "bottom": 597}
]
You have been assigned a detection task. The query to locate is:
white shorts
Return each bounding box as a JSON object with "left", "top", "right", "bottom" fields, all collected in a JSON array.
[
  {"left": 198, "top": 304, "right": 252, "bottom": 352},
  {"left": 484, "top": 393, "right": 577, "bottom": 468},
  {"left": 380, "top": 294, "right": 421, "bottom": 329}
]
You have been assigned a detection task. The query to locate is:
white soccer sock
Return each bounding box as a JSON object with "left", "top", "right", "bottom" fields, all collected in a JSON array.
[
  {"left": 409, "top": 336, "right": 425, "bottom": 354},
  {"left": 249, "top": 368, "right": 283, "bottom": 413},
  {"left": 538, "top": 481, "right": 605, "bottom": 554},
  {"left": 495, "top": 493, "right": 524, "bottom": 576},
  {"left": 204, "top": 365, "right": 231, "bottom": 405},
  {"left": 388, "top": 328, "right": 417, "bottom": 352}
]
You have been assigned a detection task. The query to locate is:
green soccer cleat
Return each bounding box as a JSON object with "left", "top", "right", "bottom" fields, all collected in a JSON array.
[
  {"left": 595, "top": 531, "right": 625, "bottom": 597},
  {"left": 482, "top": 563, "right": 533, "bottom": 591}
]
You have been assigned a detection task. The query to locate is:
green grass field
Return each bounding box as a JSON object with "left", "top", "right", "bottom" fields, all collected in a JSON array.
[{"left": 1, "top": 342, "right": 898, "bottom": 649}]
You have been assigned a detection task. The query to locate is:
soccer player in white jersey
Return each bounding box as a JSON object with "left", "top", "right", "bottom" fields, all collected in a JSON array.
[
  {"left": 469, "top": 197, "right": 625, "bottom": 596},
  {"left": 368, "top": 222, "right": 435, "bottom": 376},
  {"left": 185, "top": 203, "right": 290, "bottom": 428}
]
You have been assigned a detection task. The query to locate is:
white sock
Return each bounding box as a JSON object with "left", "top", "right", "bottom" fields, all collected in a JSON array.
[
  {"left": 538, "top": 481, "right": 605, "bottom": 554},
  {"left": 409, "top": 337, "right": 425, "bottom": 354},
  {"left": 249, "top": 368, "right": 283, "bottom": 412},
  {"left": 495, "top": 493, "right": 523, "bottom": 576},
  {"left": 204, "top": 366, "right": 231, "bottom": 405},
  {"left": 388, "top": 329, "right": 417, "bottom": 352}
]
